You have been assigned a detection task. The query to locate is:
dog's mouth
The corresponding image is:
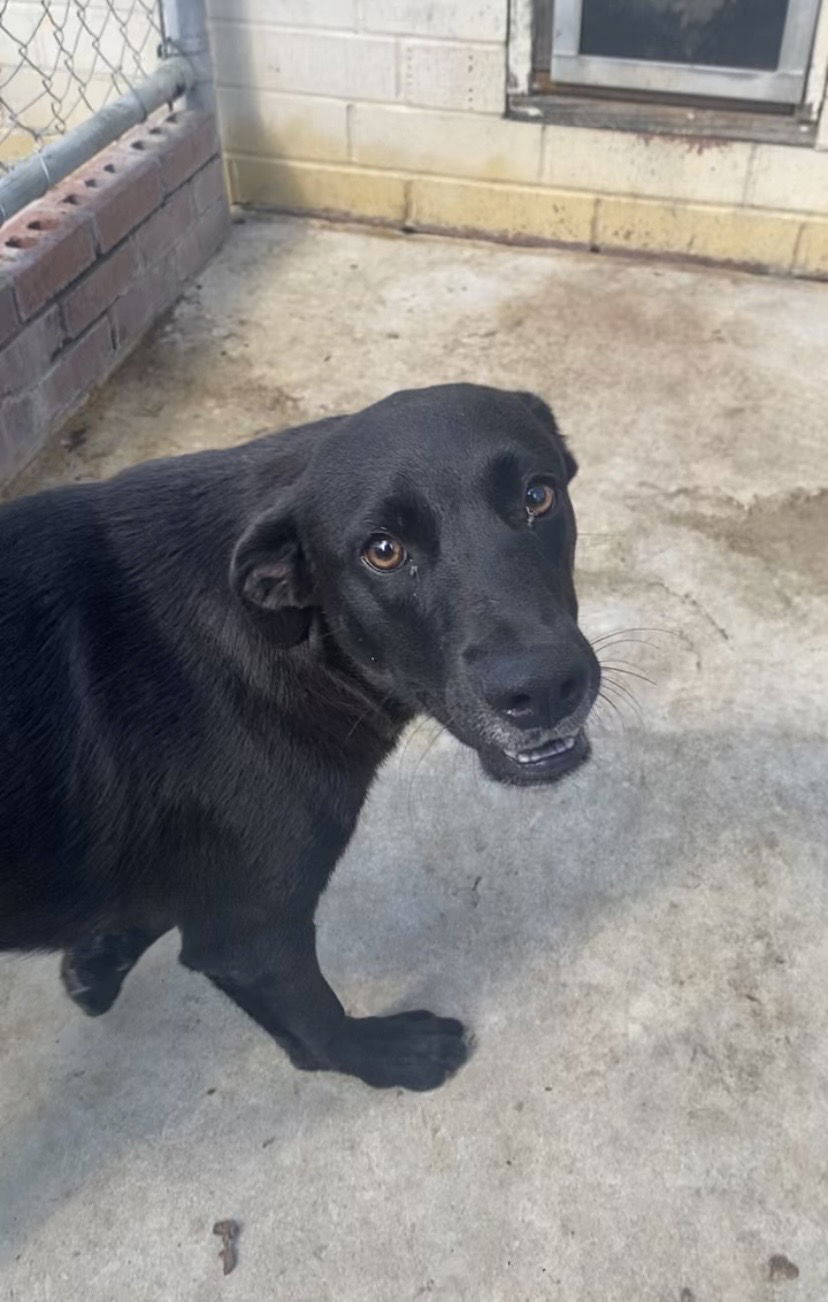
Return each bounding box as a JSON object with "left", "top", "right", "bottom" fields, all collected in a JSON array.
[
  {"left": 479, "top": 728, "right": 590, "bottom": 785},
  {"left": 503, "top": 730, "right": 581, "bottom": 766}
]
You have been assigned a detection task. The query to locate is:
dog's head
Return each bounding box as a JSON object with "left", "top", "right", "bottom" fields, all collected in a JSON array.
[{"left": 231, "top": 384, "right": 600, "bottom": 785}]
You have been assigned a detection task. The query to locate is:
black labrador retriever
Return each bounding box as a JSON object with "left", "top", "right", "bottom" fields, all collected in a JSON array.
[{"left": 0, "top": 384, "right": 599, "bottom": 1091}]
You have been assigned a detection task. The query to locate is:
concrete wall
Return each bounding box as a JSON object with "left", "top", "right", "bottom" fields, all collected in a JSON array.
[
  {"left": 0, "top": 111, "right": 230, "bottom": 484},
  {"left": 208, "top": 0, "right": 828, "bottom": 277}
]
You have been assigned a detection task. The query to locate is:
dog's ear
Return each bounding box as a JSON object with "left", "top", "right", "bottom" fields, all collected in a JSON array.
[
  {"left": 516, "top": 391, "right": 578, "bottom": 483},
  {"left": 230, "top": 503, "right": 315, "bottom": 646}
]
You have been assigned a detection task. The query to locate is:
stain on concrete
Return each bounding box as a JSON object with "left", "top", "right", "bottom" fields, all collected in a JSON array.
[
  {"left": 671, "top": 488, "right": 828, "bottom": 594},
  {"left": 768, "top": 1253, "right": 800, "bottom": 1281}
]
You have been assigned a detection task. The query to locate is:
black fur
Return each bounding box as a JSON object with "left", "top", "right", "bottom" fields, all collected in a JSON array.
[{"left": 0, "top": 384, "right": 598, "bottom": 1091}]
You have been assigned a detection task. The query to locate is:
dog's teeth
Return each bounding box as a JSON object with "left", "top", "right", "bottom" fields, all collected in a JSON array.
[{"left": 514, "top": 734, "right": 578, "bottom": 764}]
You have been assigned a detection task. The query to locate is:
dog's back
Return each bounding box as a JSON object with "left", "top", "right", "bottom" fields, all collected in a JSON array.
[
  {"left": 0, "top": 485, "right": 105, "bottom": 947},
  {"left": 0, "top": 461, "right": 243, "bottom": 950},
  {"left": 0, "top": 433, "right": 351, "bottom": 954}
]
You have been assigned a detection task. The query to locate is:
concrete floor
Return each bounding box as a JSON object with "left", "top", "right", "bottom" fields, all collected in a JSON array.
[{"left": 2, "top": 217, "right": 827, "bottom": 1302}]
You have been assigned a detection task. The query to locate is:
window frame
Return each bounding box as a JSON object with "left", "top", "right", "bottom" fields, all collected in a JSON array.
[
  {"left": 545, "top": 0, "right": 822, "bottom": 106},
  {"left": 507, "top": 0, "right": 828, "bottom": 143}
]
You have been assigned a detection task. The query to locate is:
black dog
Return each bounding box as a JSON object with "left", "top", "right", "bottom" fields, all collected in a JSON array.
[{"left": 0, "top": 384, "right": 599, "bottom": 1091}]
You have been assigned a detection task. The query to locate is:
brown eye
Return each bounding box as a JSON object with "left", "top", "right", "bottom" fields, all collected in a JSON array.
[
  {"left": 525, "top": 479, "right": 557, "bottom": 518},
  {"left": 362, "top": 533, "right": 407, "bottom": 572}
]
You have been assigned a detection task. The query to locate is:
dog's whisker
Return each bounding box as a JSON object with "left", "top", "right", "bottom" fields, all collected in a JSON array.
[
  {"left": 597, "top": 655, "right": 658, "bottom": 676},
  {"left": 596, "top": 703, "right": 625, "bottom": 739},
  {"left": 405, "top": 719, "right": 450, "bottom": 828},
  {"left": 599, "top": 679, "right": 645, "bottom": 728},
  {"left": 598, "top": 662, "right": 657, "bottom": 687},
  {"left": 597, "top": 688, "right": 625, "bottom": 728},
  {"left": 592, "top": 625, "right": 683, "bottom": 644},
  {"left": 344, "top": 689, "right": 397, "bottom": 740},
  {"left": 600, "top": 676, "right": 644, "bottom": 722},
  {"left": 588, "top": 699, "right": 611, "bottom": 734},
  {"left": 397, "top": 714, "right": 434, "bottom": 768},
  {"left": 400, "top": 720, "right": 445, "bottom": 824},
  {"left": 591, "top": 635, "right": 663, "bottom": 655}
]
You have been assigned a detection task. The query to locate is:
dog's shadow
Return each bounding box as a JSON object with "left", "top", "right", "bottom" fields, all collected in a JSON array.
[{"left": 0, "top": 727, "right": 802, "bottom": 1265}]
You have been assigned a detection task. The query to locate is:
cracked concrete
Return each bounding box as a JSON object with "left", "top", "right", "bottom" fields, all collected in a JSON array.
[{"left": 1, "top": 217, "right": 827, "bottom": 1301}]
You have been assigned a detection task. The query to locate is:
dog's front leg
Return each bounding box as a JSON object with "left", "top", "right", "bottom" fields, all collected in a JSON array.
[{"left": 180, "top": 917, "right": 468, "bottom": 1092}]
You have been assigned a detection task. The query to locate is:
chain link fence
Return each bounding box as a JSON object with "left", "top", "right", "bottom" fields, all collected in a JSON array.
[
  {"left": 0, "top": 1, "right": 168, "bottom": 176},
  {"left": 0, "top": 0, "right": 210, "bottom": 221}
]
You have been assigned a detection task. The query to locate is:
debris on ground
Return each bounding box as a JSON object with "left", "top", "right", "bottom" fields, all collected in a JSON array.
[
  {"left": 768, "top": 1253, "right": 799, "bottom": 1281},
  {"left": 213, "top": 1219, "right": 240, "bottom": 1275}
]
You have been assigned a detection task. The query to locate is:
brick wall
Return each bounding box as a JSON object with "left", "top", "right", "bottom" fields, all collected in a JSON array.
[
  {"left": 0, "top": 111, "right": 230, "bottom": 485},
  {"left": 208, "top": 0, "right": 828, "bottom": 279}
]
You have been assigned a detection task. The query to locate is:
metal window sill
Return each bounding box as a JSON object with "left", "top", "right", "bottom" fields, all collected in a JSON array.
[{"left": 508, "top": 91, "right": 819, "bottom": 147}]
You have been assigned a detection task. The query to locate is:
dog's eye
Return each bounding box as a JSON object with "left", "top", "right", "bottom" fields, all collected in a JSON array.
[
  {"left": 362, "top": 533, "right": 407, "bottom": 572},
  {"left": 524, "top": 479, "right": 557, "bottom": 518}
]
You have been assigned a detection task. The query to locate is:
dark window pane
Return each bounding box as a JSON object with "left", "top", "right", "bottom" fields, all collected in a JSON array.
[{"left": 579, "top": 0, "right": 789, "bottom": 71}]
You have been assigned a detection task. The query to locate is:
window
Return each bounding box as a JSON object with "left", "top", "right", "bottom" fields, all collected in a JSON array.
[{"left": 535, "top": 0, "right": 822, "bottom": 107}]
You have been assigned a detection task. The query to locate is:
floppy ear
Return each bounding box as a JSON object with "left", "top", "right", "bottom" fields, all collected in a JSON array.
[
  {"left": 230, "top": 504, "right": 315, "bottom": 646},
  {"left": 516, "top": 390, "right": 578, "bottom": 483}
]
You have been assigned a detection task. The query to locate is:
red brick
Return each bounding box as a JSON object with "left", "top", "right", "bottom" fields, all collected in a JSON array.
[
  {"left": 60, "top": 242, "right": 138, "bottom": 339},
  {"left": 175, "top": 221, "right": 202, "bottom": 285},
  {"left": 0, "top": 306, "right": 63, "bottom": 397},
  {"left": 157, "top": 113, "right": 218, "bottom": 194},
  {"left": 0, "top": 279, "right": 19, "bottom": 347},
  {"left": 0, "top": 202, "right": 96, "bottom": 321},
  {"left": 176, "top": 198, "right": 231, "bottom": 283},
  {"left": 192, "top": 157, "right": 226, "bottom": 215},
  {"left": 111, "top": 249, "right": 180, "bottom": 351},
  {"left": 111, "top": 113, "right": 218, "bottom": 197},
  {"left": 0, "top": 388, "right": 45, "bottom": 484},
  {"left": 200, "top": 198, "right": 231, "bottom": 262},
  {"left": 62, "top": 146, "right": 164, "bottom": 254},
  {"left": 132, "top": 183, "right": 195, "bottom": 268},
  {"left": 41, "top": 315, "right": 115, "bottom": 426}
]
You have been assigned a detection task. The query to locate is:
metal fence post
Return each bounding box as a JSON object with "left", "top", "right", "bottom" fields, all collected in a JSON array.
[{"left": 161, "top": 0, "right": 216, "bottom": 114}]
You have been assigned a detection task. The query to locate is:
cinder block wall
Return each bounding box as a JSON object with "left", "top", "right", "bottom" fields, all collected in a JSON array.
[
  {"left": 0, "top": 111, "right": 230, "bottom": 484},
  {"left": 208, "top": 0, "right": 828, "bottom": 278}
]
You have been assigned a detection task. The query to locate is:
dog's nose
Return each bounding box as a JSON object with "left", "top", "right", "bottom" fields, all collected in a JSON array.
[{"left": 477, "top": 653, "right": 589, "bottom": 731}]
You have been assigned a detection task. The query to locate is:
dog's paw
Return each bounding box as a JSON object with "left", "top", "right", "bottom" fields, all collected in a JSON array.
[
  {"left": 60, "top": 931, "right": 148, "bottom": 1017},
  {"left": 332, "top": 1010, "right": 469, "bottom": 1091},
  {"left": 60, "top": 948, "right": 123, "bottom": 1016}
]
